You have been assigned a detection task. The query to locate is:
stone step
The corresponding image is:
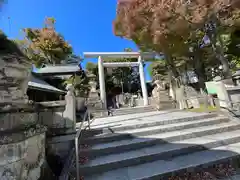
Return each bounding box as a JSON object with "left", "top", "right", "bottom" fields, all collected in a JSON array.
[
  {"left": 114, "top": 116, "right": 227, "bottom": 135},
  {"left": 82, "top": 121, "right": 240, "bottom": 149},
  {"left": 78, "top": 130, "right": 240, "bottom": 176},
  {"left": 81, "top": 116, "right": 229, "bottom": 157},
  {"left": 90, "top": 111, "right": 217, "bottom": 131},
  {"left": 83, "top": 142, "right": 240, "bottom": 180},
  {"left": 92, "top": 106, "right": 157, "bottom": 118},
  {"left": 83, "top": 114, "right": 220, "bottom": 144},
  {"left": 113, "top": 106, "right": 155, "bottom": 113},
  {"left": 91, "top": 111, "right": 169, "bottom": 126},
  {"left": 111, "top": 108, "right": 156, "bottom": 117},
  {"left": 83, "top": 116, "right": 228, "bottom": 145}
]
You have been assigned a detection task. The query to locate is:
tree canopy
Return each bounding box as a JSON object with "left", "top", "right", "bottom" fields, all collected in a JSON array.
[
  {"left": 114, "top": 0, "right": 240, "bottom": 87},
  {"left": 17, "top": 17, "right": 73, "bottom": 67}
]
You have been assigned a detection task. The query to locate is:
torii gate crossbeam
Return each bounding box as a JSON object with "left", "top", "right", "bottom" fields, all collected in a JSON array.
[
  {"left": 83, "top": 52, "right": 156, "bottom": 109},
  {"left": 103, "top": 62, "right": 139, "bottom": 67}
]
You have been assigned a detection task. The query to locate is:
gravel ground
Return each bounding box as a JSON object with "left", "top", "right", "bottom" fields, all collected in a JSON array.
[{"left": 167, "top": 161, "right": 239, "bottom": 180}]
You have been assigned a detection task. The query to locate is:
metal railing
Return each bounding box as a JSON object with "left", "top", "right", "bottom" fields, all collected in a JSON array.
[
  {"left": 72, "top": 95, "right": 240, "bottom": 180},
  {"left": 74, "top": 99, "right": 107, "bottom": 180},
  {"left": 75, "top": 109, "right": 89, "bottom": 180}
]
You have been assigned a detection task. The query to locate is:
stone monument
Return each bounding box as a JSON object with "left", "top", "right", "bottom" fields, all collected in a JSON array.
[
  {"left": 0, "top": 33, "right": 47, "bottom": 180},
  {"left": 184, "top": 85, "right": 200, "bottom": 109}
]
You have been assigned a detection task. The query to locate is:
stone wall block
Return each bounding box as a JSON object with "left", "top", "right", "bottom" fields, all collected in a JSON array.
[
  {"left": 0, "top": 55, "right": 31, "bottom": 106},
  {"left": 52, "top": 111, "right": 65, "bottom": 128},
  {"left": 3, "top": 65, "right": 28, "bottom": 79},
  {"left": 38, "top": 112, "right": 54, "bottom": 127},
  {"left": 0, "top": 113, "right": 37, "bottom": 132},
  {"left": 0, "top": 133, "right": 45, "bottom": 180}
]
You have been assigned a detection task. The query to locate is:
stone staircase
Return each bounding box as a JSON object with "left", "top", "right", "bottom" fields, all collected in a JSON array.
[
  {"left": 96, "top": 90, "right": 174, "bottom": 117},
  {"left": 110, "top": 105, "right": 156, "bottom": 117},
  {"left": 157, "top": 89, "right": 175, "bottom": 110},
  {"left": 71, "top": 111, "right": 240, "bottom": 179},
  {"left": 86, "top": 89, "right": 175, "bottom": 118}
]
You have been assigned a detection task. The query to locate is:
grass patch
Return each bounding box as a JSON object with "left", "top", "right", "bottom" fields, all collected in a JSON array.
[{"left": 188, "top": 104, "right": 217, "bottom": 112}]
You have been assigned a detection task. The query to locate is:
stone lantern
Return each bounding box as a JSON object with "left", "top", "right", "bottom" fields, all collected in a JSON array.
[{"left": 0, "top": 33, "right": 47, "bottom": 180}]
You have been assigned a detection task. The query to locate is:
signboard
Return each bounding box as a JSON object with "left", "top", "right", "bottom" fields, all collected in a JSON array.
[{"left": 205, "top": 81, "right": 218, "bottom": 94}]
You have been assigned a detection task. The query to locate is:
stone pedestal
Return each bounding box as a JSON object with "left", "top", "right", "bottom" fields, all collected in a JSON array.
[
  {"left": 0, "top": 110, "right": 47, "bottom": 180},
  {"left": 0, "top": 125, "right": 46, "bottom": 180}
]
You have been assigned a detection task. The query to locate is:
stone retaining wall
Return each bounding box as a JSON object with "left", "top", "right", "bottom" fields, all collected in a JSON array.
[
  {"left": 37, "top": 99, "right": 76, "bottom": 135},
  {"left": 0, "top": 112, "right": 37, "bottom": 132},
  {"left": 0, "top": 131, "right": 46, "bottom": 180}
]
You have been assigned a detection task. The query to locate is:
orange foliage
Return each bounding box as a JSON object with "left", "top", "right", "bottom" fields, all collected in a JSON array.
[{"left": 114, "top": 0, "right": 239, "bottom": 48}]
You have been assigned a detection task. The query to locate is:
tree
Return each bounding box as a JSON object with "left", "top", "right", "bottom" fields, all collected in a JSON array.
[
  {"left": 226, "top": 29, "right": 240, "bottom": 71},
  {"left": 86, "top": 61, "right": 98, "bottom": 77},
  {"left": 114, "top": 0, "right": 240, "bottom": 79},
  {"left": 148, "top": 60, "right": 167, "bottom": 79},
  {"left": 63, "top": 72, "right": 90, "bottom": 97},
  {"left": 18, "top": 17, "right": 72, "bottom": 67}
]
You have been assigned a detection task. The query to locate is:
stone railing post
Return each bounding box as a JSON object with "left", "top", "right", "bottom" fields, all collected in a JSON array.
[{"left": 63, "top": 84, "right": 76, "bottom": 132}]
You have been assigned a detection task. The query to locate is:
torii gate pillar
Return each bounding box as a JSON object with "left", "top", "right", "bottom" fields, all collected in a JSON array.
[
  {"left": 85, "top": 52, "right": 154, "bottom": 109},
  {"left": 138, "top": 56, "right": 148, "bottom": 106},
  {"left": 98, "top": 56, "right": 107, "bottom": 109}
]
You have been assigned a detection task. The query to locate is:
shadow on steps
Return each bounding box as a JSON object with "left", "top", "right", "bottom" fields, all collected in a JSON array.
[{"left": 73, "top": 126, "right": 240, "bottom": 179}]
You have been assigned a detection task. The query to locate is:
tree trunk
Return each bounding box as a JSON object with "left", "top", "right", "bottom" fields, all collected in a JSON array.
[
  {"left": 211, "top": 41, "right": 231, "bottom": 78},
  {"left": 217, "top": 33, "right": 232, "bottom": 78},
  {"left": 164, "top": 54, "right": 179, "bottom": 101},
  {"left": 208, "top": 27, "right": 231, "bottom": 78},
  {"left": 192, "top": 49, "right": 207, "bottom": 91},
  {"left": 166, "top": 56, "right": 179, "bottom": 78}
]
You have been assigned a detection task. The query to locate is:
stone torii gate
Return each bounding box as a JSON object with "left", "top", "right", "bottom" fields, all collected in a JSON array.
[{"left": 83, "top": 52, "right": 155, "bottom": 109}]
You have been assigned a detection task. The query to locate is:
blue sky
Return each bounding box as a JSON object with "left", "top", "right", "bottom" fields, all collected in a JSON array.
[{"left": 0, "top": 0, "right": 151, "bottom": 80}]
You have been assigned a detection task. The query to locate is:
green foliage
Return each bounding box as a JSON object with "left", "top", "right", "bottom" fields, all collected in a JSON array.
[
  {"left": 227, "top": 29, "right": 240, "bottom": 70},
  {"left": 85, "top": 48, "right": 142, "bottom": 93},
  {"left": 148, "top": 60, "right": 167, "bottom": 78},
  {"left": 227, "top": 30, "right": 240, "bottom": 57},
  {"left": 63, "top": 74, "right": 90, "bottom": 97},
  {"left": 86, "top": 61, "right": 98, "bottom": 76},
  {"left": 17, "top": 17, "right": 72, "bottom": 67}
]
